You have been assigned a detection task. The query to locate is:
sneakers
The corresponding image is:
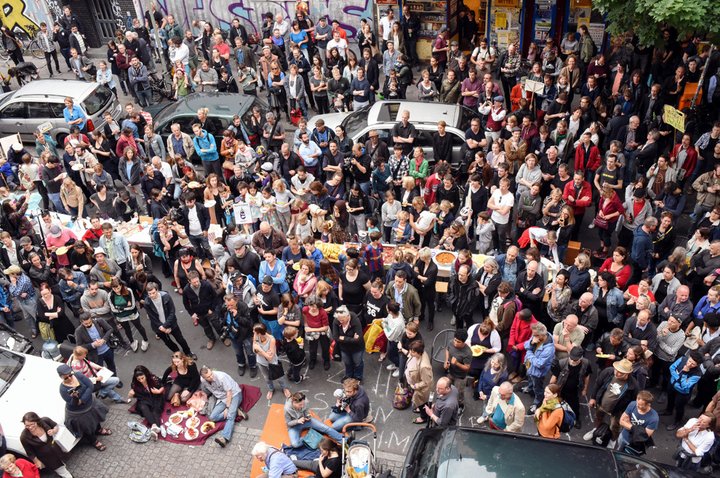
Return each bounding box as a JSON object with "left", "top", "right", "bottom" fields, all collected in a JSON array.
[
  {"left": 215, "top": 436, "right": 227, "bottom": 448},
  {"left": 160, "top": 425, "right": 166, "bottom": 438},
  {"left": 386, "top": 364, "right": 398, "bottom": 371},
  {"left": 607, "top": 439, "right": 616, "bottom": 449},
  {"left": 392, "top": 369, "right": 400, "bottom": 377},
  {"left": 526, "top": 405, "right": 537, "bottom": 415},
  {"left": 583, "top": 428, "right": 597, "bottom": 441},
  {"left": 140, "top": 340, "right": 149, "bottom": 352},
  {"left": 250, "top": 367, "right": 258, "bottom": 378},
  {"left": 666, "top": 423, "right": 679, "bottom": 431},
  {"left": 450, "top": 316, "right": 456, "bottom": 326},
  {"left": 223, "top": 338, "right": 231, "bottom": 347},
  {"left": 588, "top": 223, "right": 595, "bottom": 229},
  {"left": 130, "top": 340, "right": 139, "bottom": 352},
  {"left": 206, "top": 340, "right": 215, "bottom": 350}
]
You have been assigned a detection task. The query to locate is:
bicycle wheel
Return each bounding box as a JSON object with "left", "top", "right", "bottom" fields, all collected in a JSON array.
[
  {"left": 430, "top": 328, "right": 456, "bottom": 364},
  {"left": 0, "top": 46, "right": 9, "bottom": 63},
  {"left": 29, "top": 39, "right": 44, "bottom": 60}
]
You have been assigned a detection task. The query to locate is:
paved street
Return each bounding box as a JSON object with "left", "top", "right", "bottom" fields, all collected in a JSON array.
[{"left": 3, "top": 54, "right": 708, "bottom": 477}]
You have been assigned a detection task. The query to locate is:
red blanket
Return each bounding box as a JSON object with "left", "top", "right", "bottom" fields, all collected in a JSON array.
[{"left": 132, "top": 384, "right": 262, "bottom": 446}]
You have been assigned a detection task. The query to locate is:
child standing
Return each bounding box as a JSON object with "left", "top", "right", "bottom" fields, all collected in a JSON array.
[
  {"left": 283, "top": 325, "right": 306, "bottom": 383},
  {"left": 364, "top": 231, "right": 384, "bottom": 281},
  {"left": 475, "top": 211, "right": 495, "bottom": 253}
]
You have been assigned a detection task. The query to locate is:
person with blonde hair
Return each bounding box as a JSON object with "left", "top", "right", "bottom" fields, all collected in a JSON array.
[
  {"left": 67, "top": 346, "right": 123, "bottom": 402},
  {"left": 0, "top": 454, "right": 39, "bottom": 477}
]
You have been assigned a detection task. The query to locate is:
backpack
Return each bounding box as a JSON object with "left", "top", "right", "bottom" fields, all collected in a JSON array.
[
  {"left": 591, "top": 422, "right": 612, "bottom": 447},
  {"left": 556, "top": 401, "right": 576, "bottom": 433}
]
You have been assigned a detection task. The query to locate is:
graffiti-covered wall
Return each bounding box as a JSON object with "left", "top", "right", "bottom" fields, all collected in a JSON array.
[
  {"left": 0, "top": 0, "right": 56, "bottom": 36},
  {"left": 136, "top": 0, "right": 372, "bottom": 39}
]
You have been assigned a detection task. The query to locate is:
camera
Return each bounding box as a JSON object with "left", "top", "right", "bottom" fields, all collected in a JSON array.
[{"left": 332, "top": 388, "right": 350, "bottom": 413}]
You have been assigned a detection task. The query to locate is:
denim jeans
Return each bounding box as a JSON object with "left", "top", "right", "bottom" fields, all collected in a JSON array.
[
  {"left": 96, "top": 348, "right": 117, "bottom": 375},
  {"left": 341, "top": 350, "right": 364, "bottom": 381},
  {"left": 527, "top": 374, "right": 545, "bottom": 407},
  {"left": 97, "top": 376, "right": 122, "bottom": 401},
  {"left": 48, "top": 193, "right": 67, "bottom": 214},
  {"left": 328, "top": 411, "right": 353, "bottom": 432},
  {"left": 259, "top": 363, "right": 289, "bottom": 392},
  {"left": 231, "top": 336, "right": 257, "bottom": 368},
  {"left": 209, "top": 391, "right": 242, "bottom": 441},
  {"left": 288, "top": 417, "right": 343, "bottom": 447}
]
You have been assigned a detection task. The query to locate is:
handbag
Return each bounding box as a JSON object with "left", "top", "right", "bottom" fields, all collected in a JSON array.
[
  {"left": 268, "top": 362, "right": 285, "bottom": 381},
  {"left": 302, "top": 428, "right": 324, "bottom": 449},
  {"left": 593, "top": 216, "right": 609, "bottom": 229},
  {"left": 392, "top": 383, "right": 413, "bottom": 410}
]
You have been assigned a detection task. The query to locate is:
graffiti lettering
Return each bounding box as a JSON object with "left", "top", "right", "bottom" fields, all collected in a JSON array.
[
  {"left": 44, "top": 0, "right": 62, "bottom": 22},
  {"left": 110, "top": 0, "right": 125, "bottom": 29},
  {"left": 0, "top": 0, "right": 39, "bottom": 36}
]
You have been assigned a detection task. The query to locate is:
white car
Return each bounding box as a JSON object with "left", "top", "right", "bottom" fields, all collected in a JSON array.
[
  {"left": 308, "top": 100, "right": 477, "bottom": 165},
  {"left": 0, "top": 347, "right": 78, "bottom": 455}
]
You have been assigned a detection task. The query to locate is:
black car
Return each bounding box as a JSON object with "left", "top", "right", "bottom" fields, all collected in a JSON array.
[
  {"left": 146, "top": 92, "right": 269, "bottom": 148},
  {"left": 401, "top": 427, "right": 703, "bottom": 478},
  {"left": 0, "top": 323, "right": 33, "bottom": 354}
]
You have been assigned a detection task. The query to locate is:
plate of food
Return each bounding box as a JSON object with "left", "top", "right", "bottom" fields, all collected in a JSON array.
[
  {"left": 201, "top": 421, "right": 216, "bottom": 434},
  {"left": 433, "top": 251, "right": 457, "bottom": 267},
  {"left": 595, "top": 353, "right": 611, "bottom": 359},
  {"left": 186, "top": 416, "right": 200, "bottom": 429},
  {"left": 187, "top": 181, "right": 202, "bottom": 189},
  {"left": 169, "top": 413, "right": 184, "bottom": 425},
  {"left": 184, "top": 427, "right": 199, "bottom": 440},
  {"left": 292, "top": 262, "right": 301, "bottom": 271},
  {"left": 471, "top": 345, "right": 486, "bottom": 357},
  {"left": 55, "top": 246, "right": 69, "bottom": 256},
  {"left": 79, "top": 264, "right": 92, "bottom": 272},
  {"left": 71, "top": 163, "right": 84, "bottom": 171}
]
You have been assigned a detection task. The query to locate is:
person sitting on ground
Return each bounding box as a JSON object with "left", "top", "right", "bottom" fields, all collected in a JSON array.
[
  {"left": 199, "top": 365, "right": 247, "bottom": 448},
  {"left": 292, "top": 437, "right": 342, "bottom": 478},
  {"left": 328, "top": 377, "right": 370, "bottom": 432},
  {"left": 252, "top": 441, "right": 298, "bottom": 478},
  {"left": 284, "top": 392, "right": 344, "bottom": 448},
  {"left": 128, "top": 365, "right": 165, "bottom": 439}
]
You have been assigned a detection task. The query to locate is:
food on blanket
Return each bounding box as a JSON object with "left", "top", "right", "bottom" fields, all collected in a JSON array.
[
  {"left": 471, "top": 345, "right": 486, "bottom": 357},
  {"left": 435, "top": 252, "right": 456, "bottom": 265},
  {"left": 186, "top": 416, "right": 200, "bottom": 429},
  {"left": 169, "top": 413, "right": 183, "bottom": 425},
  {"left": 184, "top": 427, "right": 199, "bottom": 440},
  {"left": 201, "top": 421, "right": 216, "bottom": 433},
  {"left": 315, "top": 242, "right": 343, "bottom": 261},
  {"left": 184, "top": 408, "right": 196, "bottom": 418}
]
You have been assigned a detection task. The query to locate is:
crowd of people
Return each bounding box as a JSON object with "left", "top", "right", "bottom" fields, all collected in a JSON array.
[{"left": 1, "top": 2, "right": 720, "bottom": 477}]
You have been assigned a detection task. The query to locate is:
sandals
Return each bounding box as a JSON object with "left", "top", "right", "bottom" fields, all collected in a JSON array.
[
  {"left": 266, "top": 390, "right": 274, "bottom": 400},
  {"left": 94, "top": 441, "right": 107, "bottom": 451},
  {"left": 412, "top": 417, "right": 428, "bottom": 424},
  {"left": 97, "top": 428, "right": 112, "bottom": 436},
  {"left": 412, "top": 407, "right": 421, "bottom": 414},
  {"left": 378, "top": 353, "right": 386, "bottom": 362}
]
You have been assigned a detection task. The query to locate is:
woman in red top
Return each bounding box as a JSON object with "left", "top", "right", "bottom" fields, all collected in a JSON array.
[
  {"left": 302, "top": 296, "right": 330, "bottom": 370},
  {"left": 599, "top": 246, "right": 632, "bottom": 290},
  {"left": 594, "top": 186, "right": 625, "bottom": 258},
  {"left": 0, "top": 455, "right": 39, "bottom": 478},
  {"left": 506, "top": 308, "right": 538, "bottom": 383},
  {"left": 624, "top": 277, "right": 656, "bottom": 315}
]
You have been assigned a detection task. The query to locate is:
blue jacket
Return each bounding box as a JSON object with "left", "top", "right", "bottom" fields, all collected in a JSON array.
[
  {"left": 59, "top": 272, "right": 88, "bottom": 304},
  {"left": 192, "top": 130, "right": 219, "bottom": 162},
  {"left": 669, "top": 356, "right": 702, "bottom": 395},
  {"left": 258, "top": 259, "right": 289, "bottom": 294},
  {"left": 631, "top": 227, "right": 653, "bottom": 270},
  {"left": 0, "top": 284, "right": 10, "bottom": 309},
  {"left": 693, "top": 296, "right": 720, "bottom": 323},
  {"left": 524, "top": 332, "right": 555, "bottom": 378},
  {"left": 592, "top": 285, "right": 625, "bottom": 326}
]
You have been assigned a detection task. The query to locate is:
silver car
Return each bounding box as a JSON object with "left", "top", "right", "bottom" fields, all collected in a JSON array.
[
  {"left": 0, "top": 80, "right": 122, "bottom": 145},
  {"left": 308, "top": 100, "right": 477, "bottom": 164}
]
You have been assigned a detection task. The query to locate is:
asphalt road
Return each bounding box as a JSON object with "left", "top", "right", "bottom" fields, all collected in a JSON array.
[{"left": 3, "top": 52, "right": 707, "bottom": 476}]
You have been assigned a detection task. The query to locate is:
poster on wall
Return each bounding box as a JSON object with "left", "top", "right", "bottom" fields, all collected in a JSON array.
[
  {"left": 533, "top": 1, "right": 555, "bottom": 43},
  {"left": 488, "top": 0, "right": 521, "bottom": 49}
]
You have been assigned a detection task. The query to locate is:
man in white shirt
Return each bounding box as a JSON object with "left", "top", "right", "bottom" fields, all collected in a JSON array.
[
  {"left": 325, "top": 31, "right": 348, "bottom": 60},
  {"left": 379, "top": 8, "right": 394, "bottom": 51},
  {"left": 674, "top": 413, "right": 716, "bottom": 471},
  {"left": 488, "top": 177, "right": 514, "bottom": 252},
  {"left": 200, "top": 366, "right": 247, "bottom": 448},
  {"left": 290, "top": 166, "right": 315, "bottom": 202}
]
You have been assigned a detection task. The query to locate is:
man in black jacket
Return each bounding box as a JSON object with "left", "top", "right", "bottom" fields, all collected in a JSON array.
[
  {"left": 182, "top": 271, "right": 221, "bottom": 350},
  {"left": 360, "top": 48, "right": 380, "bottom": 105},
  {"left": 585, "top": 358, "right": 639, "bottom": 448},
  {"left": 275, "top": 143, "right": 302, "bottom": 184},
  {"left": 74, "top": 313, "right": 118, "bottom": 378},
  {"left": 623, "top": 309, "right": 658, "bottom": 352},
  {"left": 145, "top": 282, "right": 194, "bottom": 358},
  {"left": 448, "top": 264, "right": 480, "bottom": 330},
  {"left": 400, "top": 4, "right": 421, "bottom": 67},
  {"left": 179, "top": 193, "right": 211, "bottom": 259},
  {"left": 221, "top": 294, "right": 257, "bottom": 377}
]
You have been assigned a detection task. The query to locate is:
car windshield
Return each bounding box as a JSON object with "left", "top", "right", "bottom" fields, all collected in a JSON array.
[
  {"left": 459, "top": 106, "right": 477, "bottom": 131},
  {"left": 613, "top": 452, "right": 663, "bottom": 478},
  {"left": 409, "top": 429, "right": 618, "bottom": 478},
  {"left": 0, "top": 349, "right": 24, "bottom": 397},
  {"left": 82, "top": 85, "right": 113, "bottom": 115},
  {"left": 342, "top": 107, "right": 371, "bottom": 138}
]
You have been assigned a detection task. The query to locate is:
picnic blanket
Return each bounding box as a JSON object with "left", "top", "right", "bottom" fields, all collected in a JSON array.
[{"left": 131, "top": 383, "right": 262, "bottom": 446}]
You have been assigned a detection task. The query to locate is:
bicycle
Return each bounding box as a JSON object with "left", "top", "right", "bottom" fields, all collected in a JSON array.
[
  {"left": 149, "top": 70, "right": 174, "bottom": 103},
  {"left": 14, "top": 26, "right": 44, "bottom": 60}
]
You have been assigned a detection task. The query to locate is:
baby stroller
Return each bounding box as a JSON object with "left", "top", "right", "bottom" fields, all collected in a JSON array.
[
  {"left": 7, "top": 62, "right": 39, "bottom": 86},
  {"left": 341, "top": 423, "right": 383, "bottom": 478}
]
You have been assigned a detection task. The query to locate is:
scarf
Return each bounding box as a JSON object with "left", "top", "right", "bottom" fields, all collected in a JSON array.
[{"left": 535, "top": 397, "right": 560, "bottom": 421}]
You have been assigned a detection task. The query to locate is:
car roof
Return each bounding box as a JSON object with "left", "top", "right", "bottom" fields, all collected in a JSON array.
[
  {"left": 367, "top": 101, "right": 462, "bottom": 127},
  {"left": 410, "top": 427, "right": 619, "bottom": 478},
  {"left": 5, "top": 79, "right": 97, "bottom": 102},
  {"left": 154, "top": 92, "right": 256, "bottom": 121}
]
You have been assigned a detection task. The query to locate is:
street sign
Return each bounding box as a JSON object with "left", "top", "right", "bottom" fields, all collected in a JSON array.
[{"left": 663, "top": 105, "right": 685, "bottom": 133}]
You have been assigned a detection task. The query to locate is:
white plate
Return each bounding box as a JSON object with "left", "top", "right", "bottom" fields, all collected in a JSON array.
[
  {"left": 71, "top": 164, "right": 84, "bottom": 171},
  {"left": 204, "top": 200, "right": 216, "bottom": 208}
]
